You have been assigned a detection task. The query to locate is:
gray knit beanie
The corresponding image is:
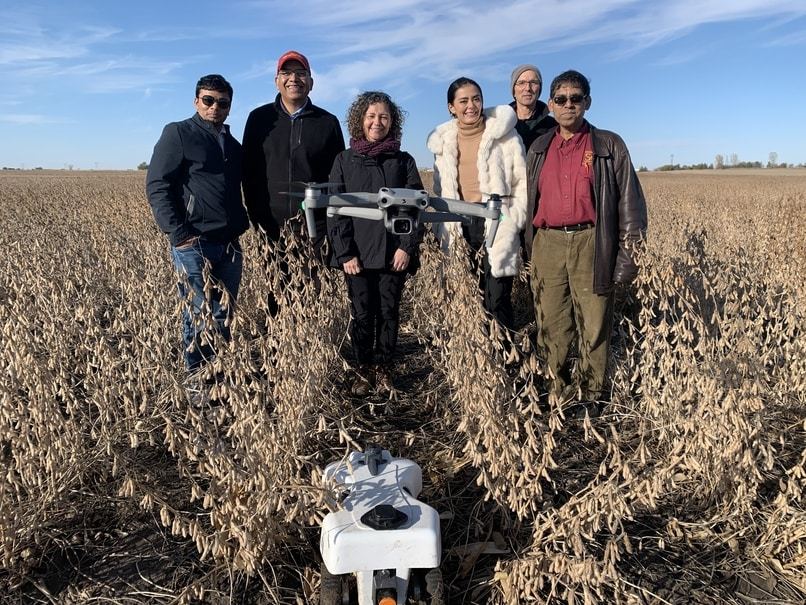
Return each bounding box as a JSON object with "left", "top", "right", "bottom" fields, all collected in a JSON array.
[{"left": 510, "top": 64, "right": 542, "bottom": 95}]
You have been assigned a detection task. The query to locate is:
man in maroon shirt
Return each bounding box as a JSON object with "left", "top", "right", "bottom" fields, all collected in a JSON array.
[{"left": 524, "top": 70, "right": 647, "bottom": 409}]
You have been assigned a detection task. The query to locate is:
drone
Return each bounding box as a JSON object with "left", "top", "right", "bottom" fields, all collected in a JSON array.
[{"left": 292, "top": 183, "right": 505, "bottom": 249}]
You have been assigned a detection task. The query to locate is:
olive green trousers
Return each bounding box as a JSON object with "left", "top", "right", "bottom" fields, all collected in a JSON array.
[{"left": 530, "top": 228, "right": 614, "bottom": 400}]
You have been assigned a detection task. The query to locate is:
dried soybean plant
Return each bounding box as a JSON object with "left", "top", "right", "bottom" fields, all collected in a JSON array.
[
  {"left": 497, "top": 175, "right": 804, "bottom": 604},
  {"left": 408, "top": 173, "right": 805, "bottom": 604},
  {"left": 408, "top": 234, "right": 554, "bottom": 519},
  {"left": 1, "top": 170, "right": 805, "bottom": 604},
  {"left": 0, "top": 172, "right": 351, "bottom": 602}
]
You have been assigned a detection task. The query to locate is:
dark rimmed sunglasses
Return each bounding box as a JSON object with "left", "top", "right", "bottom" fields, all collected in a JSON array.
[
  {"left": 552, "top": 94, "right": 587, "bottom": 106},
  {"left": 199, "top": 95, "right": 231, "bottom": 109}
]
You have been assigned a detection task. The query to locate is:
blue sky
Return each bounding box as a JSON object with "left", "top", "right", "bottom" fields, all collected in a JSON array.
[{"left": 1, "top": 0, "right": 804, "bottom": 171}]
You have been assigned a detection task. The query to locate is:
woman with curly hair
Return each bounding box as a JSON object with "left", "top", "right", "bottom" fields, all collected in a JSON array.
[{"left": 328, "top": 91, "right": 424, "bottom": 397}]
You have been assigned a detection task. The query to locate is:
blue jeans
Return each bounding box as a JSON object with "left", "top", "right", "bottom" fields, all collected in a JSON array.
[{"left": 171, "top": 239, "right": 243, "bottom": 371}]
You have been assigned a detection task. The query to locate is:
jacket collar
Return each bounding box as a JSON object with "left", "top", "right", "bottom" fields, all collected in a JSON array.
[
  {"left": 532, "top": 120, "right": 609, "bottom": 156},
  {"left": 427, "top": 104, "right": 517, "bottom": 155},
  {"left": 508, "top": 99, "right": 550, "bottom": 122},
  {"left": 191, "top": 112, "right": 229, "bottom": 136},
  {"left": 274, "top": 93, "right": 312, "bottom": 118}
]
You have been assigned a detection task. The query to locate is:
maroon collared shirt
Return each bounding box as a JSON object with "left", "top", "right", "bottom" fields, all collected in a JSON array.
[{"left": 533, "top": 123, "right": 596, "bottom": 228}]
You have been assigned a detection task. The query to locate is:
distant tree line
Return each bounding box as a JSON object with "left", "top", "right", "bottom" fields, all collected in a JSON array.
[{"left": 646, "top": 152, "right": 806, "bottom": 172}]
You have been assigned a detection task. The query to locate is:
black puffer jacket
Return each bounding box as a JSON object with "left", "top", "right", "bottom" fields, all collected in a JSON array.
[
  {"left": 242, "top": 95, "right": 345, "bottom": 240},
  {"left": 146, "top": 113, "right": 248, "bottom": 246},
  {"left": 525, "top": 122, "right": 648, "bottom": 294},
  {"left": 327, "top": 148, "right": 423, "bottom": 271}
]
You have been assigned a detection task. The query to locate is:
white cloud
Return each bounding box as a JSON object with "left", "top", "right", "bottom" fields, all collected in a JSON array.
[
  {"left": 0, "top": 114, "right": 72, "bottom": 125},
  {"left": 255, "top": 0, "right": 806, "bottom": 102},
  {"left": 764, "top": 29, "right": 806, "bottom": 46}
]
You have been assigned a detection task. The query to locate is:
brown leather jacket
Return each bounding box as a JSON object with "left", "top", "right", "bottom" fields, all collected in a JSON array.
[{"left": 525, "top": 123, "right": 648, "bottom": 295}]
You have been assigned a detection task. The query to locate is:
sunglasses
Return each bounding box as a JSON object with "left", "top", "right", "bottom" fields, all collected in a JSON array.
[
  {"left": 199, "top": 95, "right": 231, "bottom": 109},
  {"left": 552, "top": 94, "right": 587, "bottom": 106}
]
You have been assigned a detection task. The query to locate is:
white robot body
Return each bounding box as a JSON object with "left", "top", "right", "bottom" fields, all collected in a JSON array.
[{"left": 320, "top": 449, "right": 441, "bottom": 604}]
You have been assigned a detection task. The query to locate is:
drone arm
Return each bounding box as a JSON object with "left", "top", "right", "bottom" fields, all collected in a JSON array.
[
  {"left": 428, "top": 197, "right": 499, "bottom": 220},
  {"left": 419, "top": 211, "right": 469, "bottom": 224},
  {"left": 327, "top": 207, "right": 385, "bottom": 220}
]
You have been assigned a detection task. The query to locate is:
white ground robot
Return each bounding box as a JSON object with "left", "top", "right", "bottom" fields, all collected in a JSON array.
[{"left": 319, "top": 446, "right": 444, "bottom": 605}]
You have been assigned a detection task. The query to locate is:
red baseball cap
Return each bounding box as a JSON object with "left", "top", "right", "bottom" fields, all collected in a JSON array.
[{"left": 277, "top": 50, "right": 310, "bottom": 74}]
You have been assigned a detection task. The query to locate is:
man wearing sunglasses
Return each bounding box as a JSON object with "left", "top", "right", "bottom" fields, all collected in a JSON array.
[
  {"left": 242, "top": 50, "right": 344, "bottom": 254},
  {"left": 147, "top": 74, "right": 248, "bottom": 374},
  {"left": 524, "top": 70, "right": 647, "bottom": 411}
]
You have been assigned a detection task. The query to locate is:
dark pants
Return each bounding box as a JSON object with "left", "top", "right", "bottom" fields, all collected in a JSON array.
[
  {"left": 462, "top": 218, "right": 514, "bottom": 330},
  {"left": 171, "top": 239, "right": 243, "bottom": 371},
  {"left": 345, "top": 270, "right": 407, "bottom": 366}
]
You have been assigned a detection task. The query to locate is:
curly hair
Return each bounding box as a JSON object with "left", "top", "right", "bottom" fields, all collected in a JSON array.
[{"left": 345, "top": 91, "right": 405, "bottom": 141}]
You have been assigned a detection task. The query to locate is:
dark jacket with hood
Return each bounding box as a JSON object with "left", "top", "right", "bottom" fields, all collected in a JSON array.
[
  {"left": 525, "top": 122, "right": 648, "bottom": 295},
  {"left": 146, "top": 113, "right": 248, "bottom": 246},
  {"left": 327, "top": 148, "right": 423, "bottom": 272},
  {"left": 509, "top": 100, "right": 557, "bottom": 154},
  {"left": 242, "top": 94, "right": 345, "bottom": 241}
]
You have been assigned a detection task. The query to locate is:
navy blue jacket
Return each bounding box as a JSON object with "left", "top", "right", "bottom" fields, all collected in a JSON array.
[{"left": 146, "top": 113, "right": 248, "bottom": 246}]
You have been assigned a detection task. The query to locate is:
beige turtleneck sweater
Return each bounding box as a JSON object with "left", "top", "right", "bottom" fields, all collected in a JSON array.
[{"left": 456, "top": 117, "right": 485, "bottom": 203}]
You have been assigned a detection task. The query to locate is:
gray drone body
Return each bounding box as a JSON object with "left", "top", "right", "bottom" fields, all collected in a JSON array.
[{"left": 299, "top": 186, "right": 504, "bottom": 248}]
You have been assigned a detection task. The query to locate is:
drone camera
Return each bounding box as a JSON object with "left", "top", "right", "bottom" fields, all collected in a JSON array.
[
  {"left": 392, "top": 217, "right": 414, "bottom": 234},
  {"left": 385, "top": 207, "right": 419, "bottom": 235}
]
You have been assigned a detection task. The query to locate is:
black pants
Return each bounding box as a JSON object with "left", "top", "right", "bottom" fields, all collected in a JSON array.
[
  {"left": 462, "top": 218, "right": 514, "bottom": 330},
  {"left": 345, "top": 270, "right": 407, "bottom": 365}
]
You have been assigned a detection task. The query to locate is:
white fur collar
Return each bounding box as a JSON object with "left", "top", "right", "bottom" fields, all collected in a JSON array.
[{"left": 427, "top": 105, "right": 516, "bottom": 154}]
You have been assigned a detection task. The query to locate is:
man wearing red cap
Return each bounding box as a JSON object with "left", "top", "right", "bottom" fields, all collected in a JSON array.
[{"left": 242, "top": 50, "right": 345, "bottom": 256}]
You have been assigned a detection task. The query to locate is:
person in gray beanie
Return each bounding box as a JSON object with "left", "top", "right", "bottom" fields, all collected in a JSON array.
[{"left": 509, "top": 64, "right": 556, "bottom": 152}]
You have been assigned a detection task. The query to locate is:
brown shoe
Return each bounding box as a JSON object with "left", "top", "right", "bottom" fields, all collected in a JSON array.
[
  {"left": 350, "top": 369, "right": 372, "bottom": 397},
  {"left": 373, "top": 365, "right": 394, "bottom": 394}
]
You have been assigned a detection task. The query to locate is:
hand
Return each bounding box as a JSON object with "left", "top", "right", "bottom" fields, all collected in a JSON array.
[
  {"left": 176, "top": 235, "right": 199, "bottom": 249},
  {"left": 343, "top": 257, "right": 362, "bottom": 275},
  {"left": 391, "top": 249, "right": 410, "bottom": 272}
]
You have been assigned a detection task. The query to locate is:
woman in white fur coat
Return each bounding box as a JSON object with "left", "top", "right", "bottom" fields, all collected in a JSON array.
[{"left": 427, "top": 77, "right": 527, "bottom": 329}]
